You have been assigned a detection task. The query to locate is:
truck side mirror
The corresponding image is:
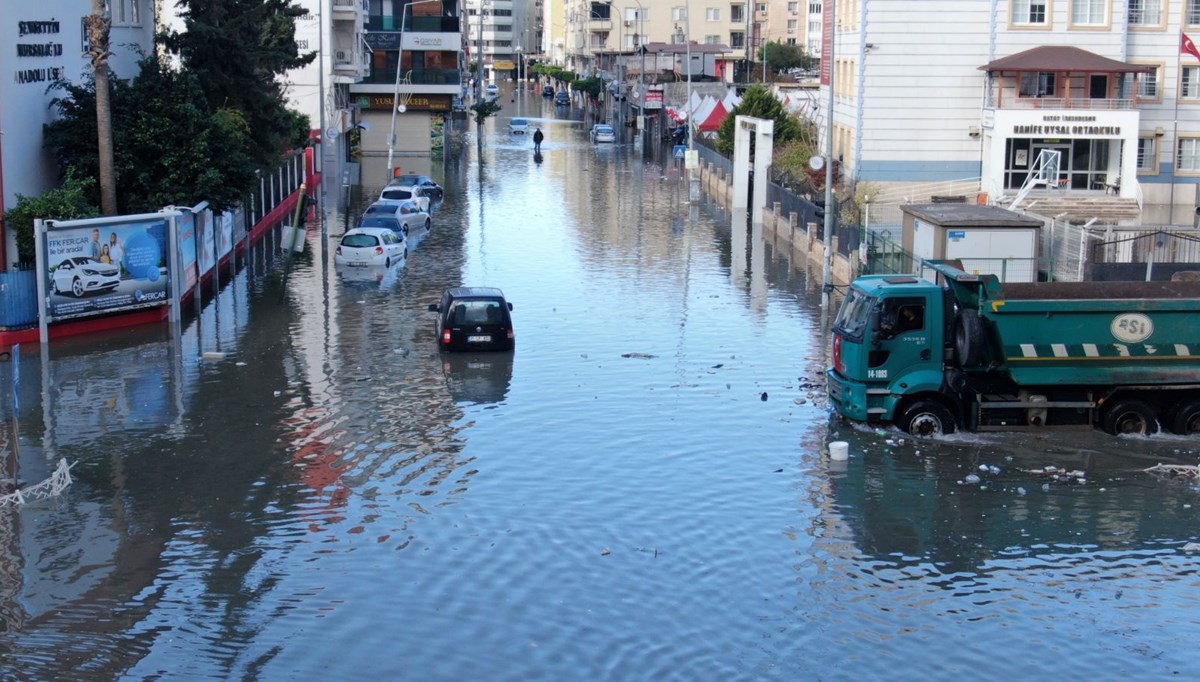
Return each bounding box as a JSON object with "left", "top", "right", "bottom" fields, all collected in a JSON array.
[
  {"left": 868, "top": 310, "right": 882, "bottom": 346},
  {"left": 427, "top": 303, "right": 439, "bottom": 312}
]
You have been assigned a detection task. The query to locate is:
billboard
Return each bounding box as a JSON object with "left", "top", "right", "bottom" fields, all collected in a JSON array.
[
  {"left": 177, "top": 211, "right": 198, "bottom": 290},
  {"left": 42, "top": 217, "right": 171, "bottom": 321}
]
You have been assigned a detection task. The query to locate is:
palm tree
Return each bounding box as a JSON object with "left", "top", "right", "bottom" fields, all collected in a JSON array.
[{"left": 86, "top": 0, "right": 117, "bottom": 215}]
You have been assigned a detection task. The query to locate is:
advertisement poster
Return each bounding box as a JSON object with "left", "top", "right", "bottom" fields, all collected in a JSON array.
[
  {"left": 198, "top": 210, "right": 216, "bottom": 275},
  {"left": 45, "top": 219, "right": 170, "bottom": 321},
  {"left": 177, "top": 211, "right": 198, "bottom": 290},
  {"left": 217, "top": 211, "right": 234, "bottom": 260}
]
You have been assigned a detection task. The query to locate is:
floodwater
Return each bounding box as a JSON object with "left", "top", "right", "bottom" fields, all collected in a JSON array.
[{"left": 1, "top": 85, "right": 1198, "bottom": 680}]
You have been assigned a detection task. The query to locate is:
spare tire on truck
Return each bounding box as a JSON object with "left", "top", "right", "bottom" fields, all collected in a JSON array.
[{"left": 954, "top": 308, "right": 985, "bottom": 367}]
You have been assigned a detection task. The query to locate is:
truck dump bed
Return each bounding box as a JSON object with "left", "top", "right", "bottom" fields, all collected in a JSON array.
[{"left": 982, "top": 280, "right": 1200, "bottom": 386}]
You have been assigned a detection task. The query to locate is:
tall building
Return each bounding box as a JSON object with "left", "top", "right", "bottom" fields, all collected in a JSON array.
[
  {"left": 563, "top": 1, "right": 752, "bottom": 80},
  {"left": 762, "top": 0, "right": 808, "bottom": 47},
  {"left": 542, "top": 0, "right": 567, "bottom": 63},
  {"left": 1, "top": 0, "right": 156, "bottom": 268},
  {"left": 821, "top": 0, "right": 1200, "bottom": 208},
  {"left": 464, "top": 0, "right": 536, "bottom": 83},
  {"left": 350, "top": 0, "right": 464, "bottom": 182}
]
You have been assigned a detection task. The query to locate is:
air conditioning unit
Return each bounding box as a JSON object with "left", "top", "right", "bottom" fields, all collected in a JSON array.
[{"left": 624, "top": 20, "right": 633, "bottom": 27}]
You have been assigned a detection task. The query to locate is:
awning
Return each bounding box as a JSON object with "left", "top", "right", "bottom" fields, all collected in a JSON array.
[{"left": 979, "top": 46, "right": 1155, "bottom": 74}]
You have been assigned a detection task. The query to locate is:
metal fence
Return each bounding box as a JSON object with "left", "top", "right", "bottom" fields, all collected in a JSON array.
[
  {"left": 246, "top": 151, "right": 307, "bottom": 228},
  {"left": 694, "top": 138, "right": 732, "bottom": 176},
  {"left": 0, "top": 266, "right": 37, "bottom": 329},
  {"left": 1089, "top": 228, "right": 1200, "bottom": 281}
]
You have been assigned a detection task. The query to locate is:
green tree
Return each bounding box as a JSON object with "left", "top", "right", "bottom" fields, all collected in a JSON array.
[
  {"left": 161, "top": 0, "right": 315, "bottom": 166},
  {"left": 760, "top": 42, "right": 807, "bottom": 73},
  {"left": 45, "top": 55, "right": 257, "bottom": 214},
  {"left": 3, "top": 170, "right": 98, "bottom": 263},
  {"left": 85, "top": 0, "right": 117, "bottom": 215},
  {"left": 716, "top": 84, "right": 805, "bottom": 156},
  {"left": 469, "top": 99, "right": 503, "bottom": 125}
]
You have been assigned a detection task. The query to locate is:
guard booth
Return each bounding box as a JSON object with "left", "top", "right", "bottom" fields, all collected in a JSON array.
[{"left": 901, "top": 204, "right": 1044, "bottom": 283}]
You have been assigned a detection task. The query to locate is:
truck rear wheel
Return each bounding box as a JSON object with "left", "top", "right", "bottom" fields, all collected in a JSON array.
[
  {"left": 1171, "top": 401, "right": 1200, "bottom": 435},
  {"left": 1102, "top": 400, "right": 1159, "bottom": 435},
  {"left": 954, "top": 309, "right": 984, "bottom": 367},
  {"left": 899, "top": 399, "right": 957, "bottom": 437}
]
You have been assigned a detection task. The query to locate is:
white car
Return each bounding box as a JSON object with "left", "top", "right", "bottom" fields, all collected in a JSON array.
[
  {"left": 590, "top": 124, "right": 616, "bottom": 144},
  {"left": 335, "top": 227, "right": 407, "bottom": 268},
  {"left": 51, "top": 256, "right": 120, "bottom": 297},
  {"left": 378, "top": 185, "right": 432, "bottom": 213},
  {"left": 394, "top": 200, "right": 432, "bottom": 232},
  {"left": 509, "top": 117, "right": 530, "bottom": 134},
  {"left": 484, "top": 83, "right": 500, "bottom": 100}
]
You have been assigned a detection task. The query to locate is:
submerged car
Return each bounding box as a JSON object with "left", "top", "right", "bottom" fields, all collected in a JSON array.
[
  {"left": 334, "top": 227, "right": 406, "bottom": 268},
  {"left": 589, "top": 124, "right": 616, "bottom": 144},
  {"left": 542, "top": 85, "right": 554, "bottom": 97},
  {"left": 51, "top": 256, "right": 120, "bottom": 297},
  {"left": 427, "top": 287, "right": 515, "bottom": 352},
  {"left": 554, "top": 91, "right": 569, "bottom": 106},
  {"left": 378, "top": 185, "right": 432, "bottom": 213},
  {"left": 509, "top": 117, "right": 530, "bottom": 134},
  {"left": 387, "top": 174, "right": 443, "bottom": 201},
  {"left": 484, "top": 83, "right": 500, "bottom": 100}
]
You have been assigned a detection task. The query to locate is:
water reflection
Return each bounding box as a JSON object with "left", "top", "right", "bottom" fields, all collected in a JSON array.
[{"left": 439, "top": 352, "right": 514, "bottom": 405}]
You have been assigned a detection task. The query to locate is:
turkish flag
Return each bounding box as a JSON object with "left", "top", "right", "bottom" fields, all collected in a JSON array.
[{"left": 1183, "top": 32, "right": 1200, "bottom": 61}]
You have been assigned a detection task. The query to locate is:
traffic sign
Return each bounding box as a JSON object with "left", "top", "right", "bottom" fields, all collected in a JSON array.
[{"left": 673, "top": 145, "right": 687, "bottom": 160}]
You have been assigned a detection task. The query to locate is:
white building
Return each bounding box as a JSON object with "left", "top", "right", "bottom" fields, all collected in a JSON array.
[
  {"left": 465, "top": 0, "right": 537, "bottom": 82},
  {"left": 0, "top": 0, "right": 155, "bottom": 267},
  {"left": 819, "top": 0, "right": 1200, "bottom": 210}
]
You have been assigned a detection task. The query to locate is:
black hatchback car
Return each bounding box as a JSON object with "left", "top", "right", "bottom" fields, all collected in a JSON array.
[
  {"left": 542, "top": 85, "right": 554, "bottom": 97},
  {"left": 428, "top": 287, "right": 515, "bottom": 352}
]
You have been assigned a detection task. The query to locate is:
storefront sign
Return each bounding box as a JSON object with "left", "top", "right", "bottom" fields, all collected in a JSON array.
[
  {"left": 402, "top": 33, "right": 458, "bottom": 50},
  {"left": 1014, "top": 115, "right": 1120, "bottom": 137},
  {"left": 364, "top": 32, "right": 401, "bottom": 50},
  {"left": 14, "top": 18, "right": 65, "bottom": 84},
  {"left": 358, "top": 94, "right": 451, "bottom": 111},
  {"left": 644, "top": 89, "right": 663, "bottom": 110}
]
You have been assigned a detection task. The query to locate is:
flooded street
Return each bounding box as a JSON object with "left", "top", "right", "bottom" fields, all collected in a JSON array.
[{"left": 2, "top": 90, "right": 1198, "bottom": 680}]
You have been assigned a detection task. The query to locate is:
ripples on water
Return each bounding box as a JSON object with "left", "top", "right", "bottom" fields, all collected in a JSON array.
[{"left": 1, "top": 92, "right": 1198, "bottom": 680}]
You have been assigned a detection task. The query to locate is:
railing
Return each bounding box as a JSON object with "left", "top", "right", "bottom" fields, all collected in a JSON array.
[
  {"left": 985, "top": 96, "right": 1136, "bottom": 111},
  {"left": 332, "top": 0, "right": 367, "bottom": 9},
  {"left": 359, "top": 68, "right": 462, "bottom": 86},
  {"left": 245, "top": 151, "right": 307, "bottom": 230},
  {"left": 365, "top": 16, "right": 461, "bottom": 32}
]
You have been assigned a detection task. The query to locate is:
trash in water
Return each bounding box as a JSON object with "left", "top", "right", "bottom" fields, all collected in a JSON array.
[
  {"left": 621, "top": 352, "right": 657, "bottom": 359},
  {"left": 202, "top": 351, "right": 226, "bottom": 361}
]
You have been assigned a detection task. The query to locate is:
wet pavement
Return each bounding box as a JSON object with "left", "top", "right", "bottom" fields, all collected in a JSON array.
[{"left": 1, "top": 86, "right": 1198, "bottom": 680}]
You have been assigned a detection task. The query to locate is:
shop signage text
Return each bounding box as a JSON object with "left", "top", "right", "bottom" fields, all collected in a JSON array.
[
  {"left": 14, "top": 18, "right": 65, "bottom": 85},
  {"left": 1014, "top": 114, "right": 1120, "bottom": 137}
]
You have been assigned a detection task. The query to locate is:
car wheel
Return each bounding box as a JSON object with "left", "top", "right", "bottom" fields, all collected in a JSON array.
[
  {"left": 71, "top": 277, "right": 84, "bottom": 297},
  {"left": 898, "top": 399, "right": 956, "bottom": 437},
  {"left": 1102, "top": 399, "right": 1159, "bottom": 435},
  {"left": 425, "top": 219, "right": 431, "bottom": 231},
  {"left": 385, "top": 257, "right": 391, "bottom": 268},
  {"left": 50, "top": 279, "right": 58, "bottom": 294}
]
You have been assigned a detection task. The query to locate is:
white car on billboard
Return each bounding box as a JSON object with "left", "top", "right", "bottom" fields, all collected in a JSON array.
[{"left": 51, "top": 257, "right": 121, "bottom": 297}]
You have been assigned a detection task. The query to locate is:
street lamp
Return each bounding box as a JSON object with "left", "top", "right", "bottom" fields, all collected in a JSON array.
[{"left": 386, "top": 0, "right": 441, "bottom": 182}]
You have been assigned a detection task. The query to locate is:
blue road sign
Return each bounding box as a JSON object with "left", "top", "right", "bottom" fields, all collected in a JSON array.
[{"left": 673, "top": 145, "right": 687, "bottom": 160}]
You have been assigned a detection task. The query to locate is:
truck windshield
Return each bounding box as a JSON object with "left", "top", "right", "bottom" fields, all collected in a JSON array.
[{"left": 833, "top": 289, "right": 875, "bottom": 339}]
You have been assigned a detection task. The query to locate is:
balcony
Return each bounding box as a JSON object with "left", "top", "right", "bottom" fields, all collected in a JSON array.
[
  {"left": 357, "top": 68, "right": 462, "bottom": 87},
  {"left": 333, "top": 0, "right": 367, "bottom": 21},
  {"left": 365, "top": 16, "right": 461, "bottom": 32},
  {"left": 986, "top": 95, "right": 1137, "bottom": 111},
  {"left": 588, "top": 19, "right": 613, "bottom": 31}
]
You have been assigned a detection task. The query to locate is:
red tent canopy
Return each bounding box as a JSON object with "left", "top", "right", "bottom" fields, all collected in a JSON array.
[{"left": 698, "top": 101, "right": 728, "bottom": 132}]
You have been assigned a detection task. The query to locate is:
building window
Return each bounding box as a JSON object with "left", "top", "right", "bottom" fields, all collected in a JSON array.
[
  {"left": 730, "top": 31, "right": 746, "bottom": 48},
  {"left": 757, "top": 2, "right": 768, "bottom": 11},
  {"left": 789, "top": 1, "right": 799, "bottom": 11},
  {"left": 673, "top": 31, "right": 687, "bottom": 44},
  {"left": 1123, "top": 66, "right": 1160, "bottom": 99},
  {"left": 626, "top": 8, "right": 642, "bottom": 21},
  {"left": 787, "top": 38, "right": 796, "bottom": 44},
  {"left": 1070, "top": 0, "right": 1106, "bottom": 25},
  {"left": 809, "top": 1, "right": 821, "bottom": 13},
  {"left": 1019, "top": 72, "right": 1057, "bottom": 97},
  {"left": 732, "top": 4, "right": 746, "bottom": 23},
  {"left": 707, "top": 8, "right": 720, "bottom": 20},
  {"left": 1012, "top": 0, "right": 1049, "bottom": 25},
  {"left": 788, "top": 19, "right": 797, "bottom": 31},
  {"left": 1128, "top": 0, "right": 1162, "bottom": 24},
  {"left": 672, "top": 7, "right": 687, "bottom": 22},
  {"left": 1137, "top": 137, "right": 1158, "bottom": 173},
  {"left": 1189, "top": 0, "right": 1200, "bottom": 26},
  {"left": 705, "top": 34, "right": 721, "bottom": 44},
  {"left": 1182, "top": 66, "right": 1200, "bottom": 99},
  {"left": 590, "top": 2, "right": 612, "bottom": 20},
  {"left": 1177, "top": 138, "right": 1200, "bottom": 172},
  {"left": 110, "top": 0, "right": 141, "bottom": 25}
]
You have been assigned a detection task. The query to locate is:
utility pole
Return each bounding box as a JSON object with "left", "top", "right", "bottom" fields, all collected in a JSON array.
[
  {"left": 821, "top": 0, "right": 837, "bottom": 311},
  {"left": 684, "top": 0, "right": 699, "bottom": 202}
]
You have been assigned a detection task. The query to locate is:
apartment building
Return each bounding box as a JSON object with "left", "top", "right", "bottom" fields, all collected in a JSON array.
[
  {"left": 762, "top": 0, "right": 809, "bottom": 46},
  {"left": 821, "top": 0, "right": 1200, "bottom": 207},
  {"left": 563, "top": 1, "right": 752, "bottom": 79},
  {"left": 349, "top": 0, "right": 464, "bottom": 181},
  {"left": 464, "top": 0, "right": 538, "bottom": 83},
  {"left": 543, "top": 0, "right": 567, "bottom": 62}
]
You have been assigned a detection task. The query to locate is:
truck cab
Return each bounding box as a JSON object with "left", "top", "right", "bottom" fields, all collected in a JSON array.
[{"left": 828, "top": 275, "right": 955, "bottom": 434}]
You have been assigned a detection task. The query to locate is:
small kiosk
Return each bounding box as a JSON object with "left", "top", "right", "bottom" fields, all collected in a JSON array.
[{"left": 900, "top": 203, "right": 1044, "bottom": 283}]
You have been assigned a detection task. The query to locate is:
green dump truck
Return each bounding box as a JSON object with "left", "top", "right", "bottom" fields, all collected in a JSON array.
[{"left": 826, "top": 261, "right": 1200, "bottom": 436}]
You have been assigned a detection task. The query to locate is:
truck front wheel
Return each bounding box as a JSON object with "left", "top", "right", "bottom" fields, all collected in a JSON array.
[
  {"left": 1102, "top": 400, "right": 1159, "bottom": 436},
  {"left": 899, "top": 400, "right": 957, "bottom": 437}
]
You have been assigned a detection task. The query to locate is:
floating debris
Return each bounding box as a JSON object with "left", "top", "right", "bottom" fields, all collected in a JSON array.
[
  {"left": 0, "top": 459, "right": 74, "bottom": 507},
  {"left": 201, "top": 351, "right": 226, "bottom": 361},
  {"left": 1144, "top": 463, "right": 1200, "bottom": 480},
  {"left": 962, "top": 474, "right": 981, "bottom": 485},
  {"left": 1183, "top": 542, "right": 1200, "bottom": 552},
  {"left": 621, "top": 353, "right": 657, "bottom": 359},
  {"left": 760, "top": 392, "right": 768, "bottom": 401}
]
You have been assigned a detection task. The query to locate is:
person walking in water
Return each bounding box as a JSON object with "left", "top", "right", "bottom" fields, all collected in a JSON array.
[{"left": 533, "top": 127, "right": 544, "bottom": 153}]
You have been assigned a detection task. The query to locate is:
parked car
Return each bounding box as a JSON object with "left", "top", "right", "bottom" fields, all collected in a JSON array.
[
  {"left": 542, "top": 85, "right": 554, "bottom": 97},
  {"left": 509, "top": 117, "right": 530, "bottom": 134},
  {"left": 51, "top": 256, "right": 120, "bottom": 297},
  {"left": 554, "top": 91, "right": 569, "bottom": 106},
  {"left": 395, "top": 200, "right": 432, "bottom": 232},
  {"left": 358, "top": 215, "right": 410, "bottom": 237},
  {"left": 427, "top": 287, "right": 515, "bottom": 352},
  {"left": 378, "top": 185, "right": 432, "bottom": 213},
  {"left": 484, "top": 83, "right": 500, "bottom": 100},
  {"left": 590, "top": 124, "right": 616, "bottom": 144},
  {"left": 388, "top": 174, "right": 443, "bottom": 201},
  {"left": 335, "top": 227, "right": 407, "bottom": 268}
]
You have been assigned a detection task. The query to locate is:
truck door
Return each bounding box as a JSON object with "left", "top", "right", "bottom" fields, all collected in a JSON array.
[{"left": 869, "top": 296, "right": 937, "bottom": 383}]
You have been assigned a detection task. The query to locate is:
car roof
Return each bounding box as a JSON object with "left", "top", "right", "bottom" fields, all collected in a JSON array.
[
  {"left": 345, "top": 227, "right": 393, "bottom": 237},
  {"left": 512, "top": 118, "right": 528, "bottom": 123},
  {"left": 445, "top": 286, "right": 506, "bottom": 299}
]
